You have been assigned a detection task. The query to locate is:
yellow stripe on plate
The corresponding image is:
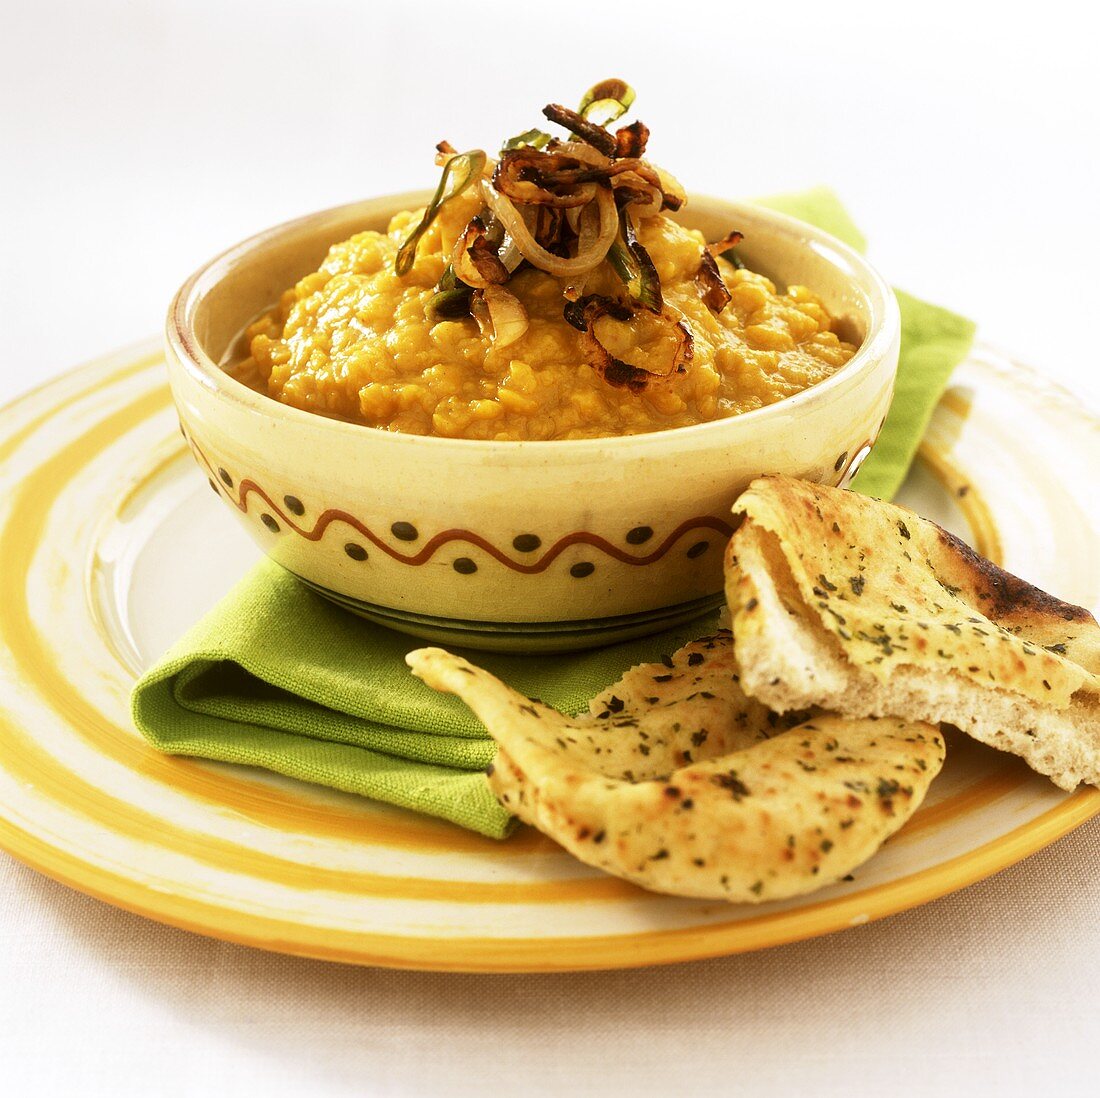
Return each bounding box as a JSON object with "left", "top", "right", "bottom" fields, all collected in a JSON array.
[{"left": 0, "top": 344, "right": 1095, "bottom": 971}]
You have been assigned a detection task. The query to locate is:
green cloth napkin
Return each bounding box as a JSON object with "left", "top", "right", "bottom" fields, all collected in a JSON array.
[
  {"left": 133, "top": 563, "right": 716, "bottom": 838},
  {"left": 757, "top": 187, "right": 976, "bottom": 499},
  {"left": 131, "top": 188, "right": 974, "bottom": 838}
]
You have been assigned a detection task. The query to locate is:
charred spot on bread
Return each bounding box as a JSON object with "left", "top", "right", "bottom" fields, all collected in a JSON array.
[{"left": 934, "top": 525, "right": 1094, "bottom": 624}]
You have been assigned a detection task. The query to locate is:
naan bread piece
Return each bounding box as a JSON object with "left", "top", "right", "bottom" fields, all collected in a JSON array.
[
  {"left": 407, "top": 635, "right": 943, "bottom": 904},
  {"left": 726, "top": 475, "right": 1100, "bottom": 790}
]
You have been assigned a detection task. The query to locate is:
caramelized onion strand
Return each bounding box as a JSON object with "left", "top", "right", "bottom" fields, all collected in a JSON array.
[
  {"left": 696, "top": 251, "right": 732, "bottom": 313},
  {"left": 563, "top": 294, "right": 693, "bottom": 391},
  {"left": 541, "top": 103, "right": 618, "bottom": 157},
  {"left": 481, "top": 180, "right": 618, "bottom": 277}
]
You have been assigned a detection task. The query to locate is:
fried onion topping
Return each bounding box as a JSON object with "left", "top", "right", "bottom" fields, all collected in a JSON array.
[
  {"left": 564, "top": 294, "right": 693, "bottom": 391},
  {"left": 696, "top": 250, "right": 732, "bottom": 314},
  {"left": 541, "top": 103, "right": 618, "bottom": 157},
  {"left": 394, "top": 81, "right": 746, "bottom": 395}
]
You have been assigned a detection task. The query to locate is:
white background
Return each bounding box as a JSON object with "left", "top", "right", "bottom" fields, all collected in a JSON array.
[
  {"left": 1, "top": 1, "right": 1098, "bottom": 1095},
  {"left": 2, "top": 0, "right": 1099, "bottom": 406}
]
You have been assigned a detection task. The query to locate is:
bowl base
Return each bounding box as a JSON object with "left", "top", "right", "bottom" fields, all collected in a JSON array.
[{"left": 294, "top": 575, "right": 723, "bottom": 654}]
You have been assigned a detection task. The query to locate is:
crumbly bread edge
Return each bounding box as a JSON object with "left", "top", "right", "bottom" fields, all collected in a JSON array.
[{"left": 727, "top": 522, "right": 1100, "bottom": 792}]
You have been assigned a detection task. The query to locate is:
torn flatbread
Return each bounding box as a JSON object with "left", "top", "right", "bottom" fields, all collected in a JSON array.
[
  {"left": 407, "top": 634, "right": 943, "bottom": 903},
  {"left": 726, "top": 475, "right": 1100, "bottom": 790}
]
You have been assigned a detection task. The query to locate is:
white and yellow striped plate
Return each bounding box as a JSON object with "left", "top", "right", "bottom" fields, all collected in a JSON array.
[{"left": 0, "top": 341, "right": 1096, "bottom": 972}]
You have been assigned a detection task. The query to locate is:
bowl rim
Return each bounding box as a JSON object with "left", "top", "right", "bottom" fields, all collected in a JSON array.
[{"left": 166, "top": 191, "right": 900, "bottom": 455}]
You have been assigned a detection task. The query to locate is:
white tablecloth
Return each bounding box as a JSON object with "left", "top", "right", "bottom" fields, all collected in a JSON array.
[
  {"left": 1, "top": 1, "right": 1097, "bottom": 1093},
  {"left": 3, "top": 823, "right": 1097, "bottom": 1096}
]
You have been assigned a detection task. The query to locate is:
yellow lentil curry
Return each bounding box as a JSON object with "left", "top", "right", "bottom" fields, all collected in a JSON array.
[{"left": 238, "top": 82, "right": 857, "bottom": 441}]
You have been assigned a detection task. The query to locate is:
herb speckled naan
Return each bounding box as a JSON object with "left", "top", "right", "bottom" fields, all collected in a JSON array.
[
  {"left": 408, "top": 634, "right": 943, "bottom": 903},
  {"left": 727, "top": 476, "right": 1100, "bottom": 790}
]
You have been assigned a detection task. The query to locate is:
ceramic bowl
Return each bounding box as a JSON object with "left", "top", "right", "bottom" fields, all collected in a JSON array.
[{"left": 165, "top": 192, "right": 900, "bottom": 652}]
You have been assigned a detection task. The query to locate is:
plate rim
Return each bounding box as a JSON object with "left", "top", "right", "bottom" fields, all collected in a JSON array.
[
  {"left": 0, "top": 338, "right": 1097, "bottom": 972},
  {"left": 1, "top": 784, "right": 1095, "bottom": 973}
]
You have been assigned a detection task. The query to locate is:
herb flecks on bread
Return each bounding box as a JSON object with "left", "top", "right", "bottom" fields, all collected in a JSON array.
[
  {"left": 408, "top": 636, "right": 943, "bottom": 903},
  {"left": 726, "top": 476, "right": 1100, "bottom": 791}
]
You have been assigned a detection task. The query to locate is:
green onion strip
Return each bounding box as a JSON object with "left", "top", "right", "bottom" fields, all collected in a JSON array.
[
  {"left": 395, "top": 149, "right": 487, "bottom": 276},
  {"left": 578, "top": 79, "right": 636, "bottom": 127}
]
